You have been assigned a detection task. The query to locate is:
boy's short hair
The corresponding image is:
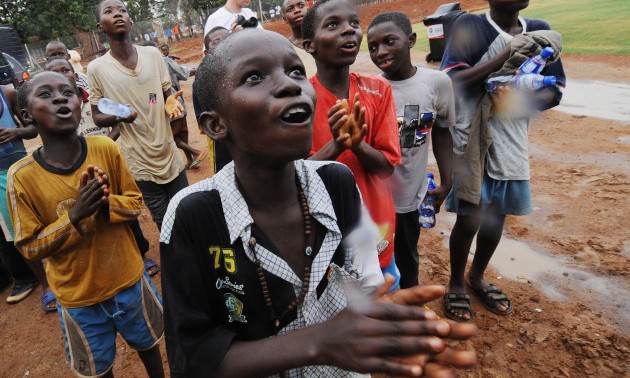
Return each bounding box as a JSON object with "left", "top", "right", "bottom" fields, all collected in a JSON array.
[
  {"left": 368, "top": 12, "right": 413, "bottom": 36},
  {"left": 301, "top": 0, "right": 333, "bottom": 40},
  {"left": 194, "top": 32, "right": 237, "bottom": 113},
  {"left": 95, "top": 0, "right": 124, "bottom": 22},
  {"left": 204, "top": 26, "right": 228, "bottom": 50},
  {"left": 160, "top": 44, "right": 168, "bottom": 49},
  {"left": 45, "top": 57, "right": 75, "bottom": 72},
  {"left": 17, "top": 72, "right": 75, "bottom": 111}
]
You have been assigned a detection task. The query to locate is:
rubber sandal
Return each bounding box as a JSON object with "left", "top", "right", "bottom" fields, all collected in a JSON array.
[
  {"left": 467, "top": 283, "right": 513, "bottom": 315},
  {"left": 188, "top": 159, "right": 202, "bottom": 170},
  {"left": 41, "top": 291, "right": 57, "bottom": 313},
  {"left": 144, "top": 258, "right": 160, "bottom": 277},
  {"left": 443, "top": 293, "right": 474, "bottom": 322}
]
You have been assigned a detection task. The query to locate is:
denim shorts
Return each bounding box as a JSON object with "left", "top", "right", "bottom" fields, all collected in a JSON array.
[
  {"left": 446, "top": 172, "right": 532, "bottom": 216},
  {"left": 57, "top": 273, "right": 164, "bottom": 377}
]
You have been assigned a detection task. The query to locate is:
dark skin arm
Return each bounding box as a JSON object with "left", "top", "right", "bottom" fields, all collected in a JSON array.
[
  {"left": 427, "top": 125, "right": 453, "bottom": 210},
  {"left": 217, "top": 284, "right": 476, "bottom": 378},
  {"left": 0, "top": 87, "right": 38, "bottom": 143},
  {"left": 107, "top": 125, "right": 121, "bottom": 141},
  {"left": 91, "top": 103, "right": 138, "bottom": 128},
  {"left": 451, "top": 48, "right": 510, "bottom": 91},
  {"left": 352, "top": 142, "right": 395, "bottom": 178}
]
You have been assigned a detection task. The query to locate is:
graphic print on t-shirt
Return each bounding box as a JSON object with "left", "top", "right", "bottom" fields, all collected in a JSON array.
[{"left": 398, "top": 105, "right": 435, "bottom": 149}]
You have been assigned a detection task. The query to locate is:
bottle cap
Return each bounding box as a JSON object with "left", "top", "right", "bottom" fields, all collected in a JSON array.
[
  {"left": 542, "top": 76, "right": 557, "bottom": 86},
  {"left": 540, "top": 47, "right": 554, "bottom": 58}
]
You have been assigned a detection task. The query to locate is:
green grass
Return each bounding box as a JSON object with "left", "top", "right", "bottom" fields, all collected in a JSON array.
[{"left": 362, "top": 0, "right": 630, "bottom": 55}]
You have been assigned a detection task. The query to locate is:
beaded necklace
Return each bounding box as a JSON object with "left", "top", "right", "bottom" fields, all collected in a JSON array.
[{"left": 247, "top": 175, "right": 314, "bottom": 331}]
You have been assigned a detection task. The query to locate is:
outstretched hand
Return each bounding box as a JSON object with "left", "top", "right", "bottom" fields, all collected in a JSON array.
[
  {"left": 328, "top": 93, "right": 368, "bottom": 151},
  {"left": 165, "top": 90, "right": 185, "bottom": 119},
  {"left": 315, "top": 276, "right": 477, "bottom": 377}
]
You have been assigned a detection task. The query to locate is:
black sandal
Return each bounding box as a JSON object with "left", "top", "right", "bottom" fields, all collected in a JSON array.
[
  {"left": 443, "top": 293, "right": 474, "bottom": 322},
  {"left": 468, "top": 284, "right": 513, "bottom": 315}
]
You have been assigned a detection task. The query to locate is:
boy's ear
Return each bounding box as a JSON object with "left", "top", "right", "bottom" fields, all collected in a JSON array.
[
  {"left": 97, "top": 22, "right": 103, "bottom": 32},
  {"left": 20, "top": 108, "right": 34, "bottom": 126},
  {"left": 408, "top": 32, "right": 417, "bottom": 49},
  {"left": 199, "top": 111, "right": 228, "bottom": 141},
  {"left": 303, "top": 39, "right": 314, "bottom": 54}
]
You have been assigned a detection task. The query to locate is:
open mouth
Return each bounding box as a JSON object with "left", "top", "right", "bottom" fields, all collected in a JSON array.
[
  {"left": 56, "top": 106, "right": 73, "bottom": 119},
  {"left": 114, "top": 20, "right": 127, "bottom": 26},
  {"left": 280, "top": 104, "right": 312, "bottom": 125},
  {"left": 340, "top": 41, "right": 358, "bottom": 53}
]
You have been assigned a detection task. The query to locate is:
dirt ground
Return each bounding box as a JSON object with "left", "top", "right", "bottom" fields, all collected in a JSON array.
[{"left": 1, "top": 0, "right": 628, "bottom": 376}]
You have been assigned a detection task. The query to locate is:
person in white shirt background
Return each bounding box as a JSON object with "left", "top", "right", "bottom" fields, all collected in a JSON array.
[{"left": 203, "top": 0, "right": 264, "bottom": 37}]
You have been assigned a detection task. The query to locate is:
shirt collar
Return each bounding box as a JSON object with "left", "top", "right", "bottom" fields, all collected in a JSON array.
[{"left": 217, "top": 160, "right": 341, "bottom": 245}]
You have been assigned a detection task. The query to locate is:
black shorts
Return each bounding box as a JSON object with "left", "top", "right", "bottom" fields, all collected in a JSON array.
[{"left": 136, "top": 170, "right": 188, "bottom": 224}]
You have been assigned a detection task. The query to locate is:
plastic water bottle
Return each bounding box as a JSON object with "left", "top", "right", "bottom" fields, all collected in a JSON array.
[
  {"left": 419, "top": 173, "right": 437, "bottom": 229},
  {"left": 486, "top": 73, "right": 557, "bottom": 93},
  {"left": 0, "top": 142, "right": 14, "bottom": 154},
  {"left": 518, "top": 47, "right": 554, "bottom": 75},
  {"left": 97, "top": 98, "right": 132, "bottom": 119}
]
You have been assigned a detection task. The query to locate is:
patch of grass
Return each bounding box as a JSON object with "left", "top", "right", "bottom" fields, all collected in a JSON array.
[{"left": 362, "top": 0, "right": 630, "bottom": 55}]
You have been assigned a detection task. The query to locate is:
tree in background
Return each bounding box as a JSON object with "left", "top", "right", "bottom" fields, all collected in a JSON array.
[{"left": 0, "top": 0, "right": 163, "bottom": 42}]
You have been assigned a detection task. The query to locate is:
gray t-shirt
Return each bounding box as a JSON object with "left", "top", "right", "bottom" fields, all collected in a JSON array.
[
  {"left": 451, "top": 13, "right": 531, "bottom": 181},
  {"left": 388, "top": 66, "right": 455, "bottom": 213}
]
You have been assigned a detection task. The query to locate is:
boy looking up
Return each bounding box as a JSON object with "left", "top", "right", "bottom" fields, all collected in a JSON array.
[
  {"left": 302, "top": 0, "right": 402, "bottom": 286},
  {"left": 281, "top": 0, "right": 317, "bottom": 78},
  {"left": 45, "top": 41, "right": 90, "bottom": 91},
  {"left": 161, "top": 28, "right": 476, "bottom": 378},
  {"left": 367, "top": 12, "right": 454, "bottom": 289},
  {"left": 88, "top": 0, "right": 188, "bottom": 235},
  {"left": 10, "top": 71, "right": 164, "bottom": 378},
  {"left": 441, "top": 0, "right": 565, "bottom": 321}
]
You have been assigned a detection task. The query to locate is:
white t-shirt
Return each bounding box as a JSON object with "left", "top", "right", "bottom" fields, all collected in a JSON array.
[
  {"left": 87, "top": 45, "right": 185, "bottom": 184},
  {"left": 387, "top": 66, "right": 455, "bottom": 213},
  {"left": 203, "top": 7, "right": 263, "bottom": 38}
]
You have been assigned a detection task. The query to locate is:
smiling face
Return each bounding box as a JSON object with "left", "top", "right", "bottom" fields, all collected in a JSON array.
[
  {"left": 304, "top": 0, "right": 362, "bottom": 68},
  {"left": 367, "top": 21, "right": 414, "bottom": 76},
  {"left": 98, "top": 0, "right": 133, "bottom": 36},
  {"left": 199, "top": 30, "right": 316, "bottom": 166},
  {"left": 160, "top": 45, "right": 169, "bottom": 57},
  {"left": 21, "top": 72, "right": 81, "bottom": 136},
  {"left": 282, "top": 0, "right": 307, "bottom": 28}
]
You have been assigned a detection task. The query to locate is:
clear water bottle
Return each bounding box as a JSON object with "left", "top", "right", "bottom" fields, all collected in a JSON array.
[
  {"left": 518, "top": 47, "right": 554, "bottom": 75},
  {"left": 0, "top": 142, "right": 14, "bottom": 154},
  {"left": 419, "top": 173, "right": 437, "bottom": 229},
  {"left": 486, "top": 73, "right": 557, "bottom": 93},
  {"left": 97, "top": 98, "right": 132, "bottom": 119}
]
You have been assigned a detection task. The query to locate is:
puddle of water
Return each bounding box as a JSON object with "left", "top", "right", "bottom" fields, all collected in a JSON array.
[
  {"left": 475, "top": 236, "right": 630, "bottom": 331},
  {"left": 436, "top": 213, "right": 629, "bottom": 331},
  {"left": 555, "top": 80, "right": 630, "bottom": 123}
]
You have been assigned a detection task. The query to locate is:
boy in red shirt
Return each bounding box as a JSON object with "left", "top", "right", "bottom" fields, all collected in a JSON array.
[{"left": 303, "top": 0, "right": 401, "bottom": 286}]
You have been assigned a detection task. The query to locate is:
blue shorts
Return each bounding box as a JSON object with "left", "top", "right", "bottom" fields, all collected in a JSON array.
[
  {"left": 381, "top": 253, "right": 401, "bottom": 292},
  {"left": 57, "top": 273, "right": 164, "bottom": 377},
  {"left": 446, "top": 172, "right": 532, "bottom": 216}
]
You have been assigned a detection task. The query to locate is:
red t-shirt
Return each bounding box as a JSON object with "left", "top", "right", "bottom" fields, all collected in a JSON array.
[{"left": 310, "top": 73, "right": 401, "bottom": 267}]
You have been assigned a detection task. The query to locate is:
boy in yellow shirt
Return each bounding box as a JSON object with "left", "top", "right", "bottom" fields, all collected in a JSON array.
[{"left": 9, "top": 71, "right": 165, "bottom": 378}]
